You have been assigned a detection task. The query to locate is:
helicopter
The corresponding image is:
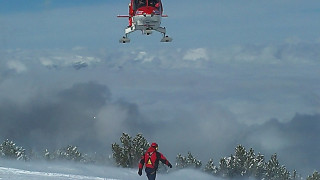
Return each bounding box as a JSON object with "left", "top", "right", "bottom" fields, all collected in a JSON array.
[{"left": 117, "top": 0, "right": 172, "bottom": 43}]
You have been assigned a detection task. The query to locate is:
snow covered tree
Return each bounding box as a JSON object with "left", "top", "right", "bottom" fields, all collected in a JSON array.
[
  {"left": 245, "top": 148, "right": 257, "bottom": 177},
  {"left": 0, "top": 139, "right": 28, "bottom": 161},
  {"left": 186, "top": 152, "right": 202, "bottom": 169},
  {"left": 228, "top": 155, "right": 238, "bottom": 178},
  {"left": 265, "top": 153, "right": 290, "bottom": 180},
  {"left": 120, "top": 133, "right": 133, "bottom": 167},
  {"left": 214, "top": 145, "right": 267, "bottom": 179},
  {"left": 112, "top": 133, "right": 149, "bottom": 168},
  {"left": 0, "top": 139, "right": 18, "bottom": 158},
  {"left": 43, "top": 149, "right": 52, "bottom": 161},
  {"left": 216, "top": 145, "right": 252, "bottom": 178},
  {"left": 217, "top": 157, "right": 230, "bottom": 178},
  {"left": 111, "top": 143, "right": 124, "bottom": 167},
  {"left": 132, "top": 133, "right": 150, "bottom": 166},
  {"left": 292, "top": 169, "right": 302, "bottom": 180},
  {"left": 63, "top": 145, "right": 84, "bottom": 161},
  {"left": 46, "top": 145, "right": 84, "bottom": 162},
  {"left": 176, "top": 152, "right": 202, "bottom": 169},
  {"left": 307, "top": 171, "right": 320, "bottom": 180},
  {"left": 233, "top": 145, "right": 248, "bottom": 177},
  {"left": 254, "top": 153, "right": 266, "bottom": 179},
  {"left": 204, "top": 158, "right": 218, "bottom": 175},
  {"left": 176, "top": 153, "right": 186, "bottom": 169},
  {"left": 16, "top": 146, "right": 28, "bottom": 161}
]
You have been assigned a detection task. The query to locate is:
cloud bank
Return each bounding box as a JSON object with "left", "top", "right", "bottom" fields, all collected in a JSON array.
[
  {"left": 0, "top": 40, "right": 319, "bottom": 175},
  {"left": 0, "top": 81, "right": 151, "bottom": 153}
]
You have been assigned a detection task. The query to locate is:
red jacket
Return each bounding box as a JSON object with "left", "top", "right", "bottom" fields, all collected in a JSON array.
[{"left": 139, "top": 146, "right": 171, "bottom": 171}]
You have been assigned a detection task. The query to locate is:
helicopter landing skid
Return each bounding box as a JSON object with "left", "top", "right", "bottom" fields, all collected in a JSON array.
[
  {"left": 119, "top": 36, "right": 130, "bottom": 43},
  {"left": 161, "top": 35, "right": 172, "bottom": 42},
  {"left": 155, "top": 27, "right": 172, "bottom": 42},
  {"left": 119, "top": 26, "right": 172, "bottom": 43}
]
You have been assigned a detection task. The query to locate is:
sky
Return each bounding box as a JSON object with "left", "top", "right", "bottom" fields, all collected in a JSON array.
[{"left": 0, "top": 0, "right": 320, "bottom": 177}]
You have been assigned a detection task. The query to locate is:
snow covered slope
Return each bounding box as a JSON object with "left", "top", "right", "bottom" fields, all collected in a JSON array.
[
  {"left": 0, "top": 160, "right": 217, "bottom": 180},
  {"left": 0, "top": 167, "right": 110, "bottom": 180}
]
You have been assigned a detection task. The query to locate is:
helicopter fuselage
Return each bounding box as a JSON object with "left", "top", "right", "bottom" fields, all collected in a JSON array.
[{"left": 118, "top": 0, "right": 172, "bottom": 43}]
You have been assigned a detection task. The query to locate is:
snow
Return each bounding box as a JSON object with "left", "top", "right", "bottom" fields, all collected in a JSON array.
[
  {"left": 0, "top": 160, "right": 219, "bottom": 180},
  {"left": 0, "top": 167, "right": 109, "bottom": 180}
]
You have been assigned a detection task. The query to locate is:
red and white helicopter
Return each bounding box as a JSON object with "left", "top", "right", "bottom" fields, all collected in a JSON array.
[{"left": 117, "top": 0, "right": 172, "bottom": 43}]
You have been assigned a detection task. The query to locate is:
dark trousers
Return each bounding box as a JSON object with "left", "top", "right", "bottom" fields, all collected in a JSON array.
[
  {"left": 147, "top": 172, "right": 156, "bottom": 180},
  {"left": 145, "top": 168, "right": 156, "bottom": 180}
]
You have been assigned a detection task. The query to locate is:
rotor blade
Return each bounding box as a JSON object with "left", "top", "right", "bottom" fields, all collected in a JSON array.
[{"left": 117, "top": 15, "right": 130, "bottom": 18}]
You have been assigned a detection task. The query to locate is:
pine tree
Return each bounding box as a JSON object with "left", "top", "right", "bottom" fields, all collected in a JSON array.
[
  {"left": 132, "top": 133, "right": 149, "bottom": 166},
  {"left": 43, "top": 149, "right": 52, "bottom": 161},
  {"left": 0, "top": 139, "right": 17, "bottom": 158},
  {"left": 187, "top": 152, "right": 202, "bottom": 169},
  {"left": 16, "top": 146, "right": 28, "bottom": 161},
  {"left": 120, "top": 133, "right": 133, "bottom": 167},
  {"left": 48, "top": 145, "right": 85, "bottom": 162},
  {"left": 112, "top": 143, "right": 124, "bottom": 167},
  {"left": 292, "top": 169, "right": 302, "bottom": 180},
  {"left": 228, "top": 155, "right": 237, "bottom": 178},
  {"left": 307, "top": 171, "right": 320, "bottom": 180},
  {"left": 0, "top": 139, "right": 28, "bottom": 161},
  {"left": 176, "top": 153, "right": 186, "bottom": 169},
  {"left": 215, "top": 145, "right": 248, "bottom": 179},
  {"left": 265, "top": 153, "right": 290, "bottom": 180},
  {"left": 217, "top": 157, "right": 230, "bottom": 178},
  {"left": 64, "top": 145, "right": 84, "bottom": 162},
  {"left": 245, "top": 148, "right": 257, "bottom": 177},
  {"left": 175, "top": 152, "right": 202, "bottom": 169},
  {"left": 112, "top": 133, "right": 149, "bottom": 168},
  {"left": 204, "top": 158, "right": 218, "bottom": 175},
  {"left": 234, "top": 145, "right": 247, "bottom": 177},
  {"left": 255, "top": 153, "right": 266, "bottom": 179},
  {"left": 214, "top": 145, "right": 268, "bottom": 179}
]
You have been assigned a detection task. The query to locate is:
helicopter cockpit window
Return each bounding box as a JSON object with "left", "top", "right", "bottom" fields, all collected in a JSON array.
[
  {"left": 134, "top": 0, "right": 146, "bottom": 9},
  {"left": 148, "top": 0, "right": 160, "bottom": 8}
]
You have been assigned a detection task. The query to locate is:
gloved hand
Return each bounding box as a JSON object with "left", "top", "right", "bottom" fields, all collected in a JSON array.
[
  {"left": 138, "top": 168, "right": 142, "bottom": 176},
  {"left": 168, "top": 163, "right": 173, "bottom": 168}
]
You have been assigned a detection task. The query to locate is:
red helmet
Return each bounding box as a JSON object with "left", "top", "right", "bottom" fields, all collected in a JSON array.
[{"left": 151, "top": 142, "right": 158, "bottom": 148}]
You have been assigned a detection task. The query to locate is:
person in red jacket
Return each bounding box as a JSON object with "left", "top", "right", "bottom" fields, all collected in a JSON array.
[{"left": 138, "top": 143, "right": 172, "bottom": 180}]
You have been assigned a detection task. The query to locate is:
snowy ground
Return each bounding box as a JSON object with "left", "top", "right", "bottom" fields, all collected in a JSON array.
[{"left": 0, "top": 160, "right": 217, "bottom": 180}]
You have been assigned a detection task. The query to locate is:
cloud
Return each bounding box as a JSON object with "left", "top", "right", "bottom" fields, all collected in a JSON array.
[
  {"left": 6, "top": 60, "right": 27, "bottom": 73},
  {"left": 133, "top": 41, "right": 320, "bottom": 67},
  {"left": 0, "top": 82, "right": 148, "bottom": 152},
  {"left": 39, "top": 53, "right": 101, "bottom": 70},
  {"left": 243, "top": 114, "right": 320, "bottom": 174},
  {"left": 183, "top": 48, "right": 209, "bottom": 61},
  {"left": 1, "top": 40, "right": 319, "bottom": 73},
  {"left": 0, "top": 52, "right": 28, "bottom": 83},
  {"left": 133, "top": 51, "right": 155, "bottom": 63}
]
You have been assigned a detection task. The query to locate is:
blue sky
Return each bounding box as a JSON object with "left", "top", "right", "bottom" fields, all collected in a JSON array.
[
  {"left": 1, "top": 0, "right": 320, "bottom": 48},
  {"left": 0, "top": 0, "right": 110, "bottom": 14},
  {"left": 1, "top": 0, "right": 320, "bottom": 176}
]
